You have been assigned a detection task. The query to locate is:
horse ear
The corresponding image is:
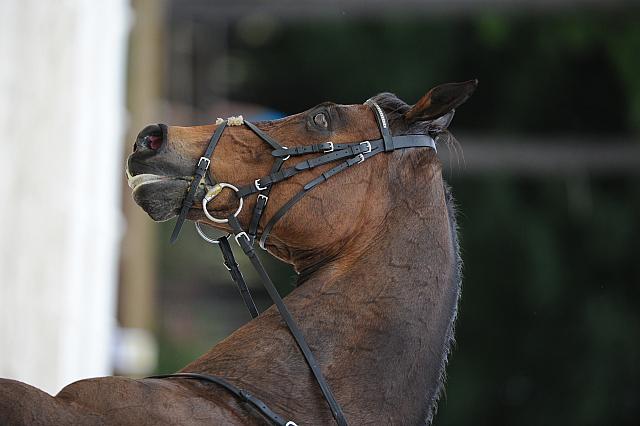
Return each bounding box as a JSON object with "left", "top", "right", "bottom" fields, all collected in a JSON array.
[{"left": 404, "top": 80, "right": 478, "bottom": 124}]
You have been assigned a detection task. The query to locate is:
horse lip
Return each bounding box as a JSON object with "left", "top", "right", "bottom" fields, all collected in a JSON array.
[
  {"left": 127, "top": 172, "right": 173, "bottom": 191},
  {"left": 125, "top": 163, "right": 192, "bottom": 191},
  {"left": 125, "top": 165, "right": 212, "bottom": 222}
]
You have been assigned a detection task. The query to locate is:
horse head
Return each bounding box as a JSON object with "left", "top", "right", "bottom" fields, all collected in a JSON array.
[
  {"left": 0, "top": 81, "right": 477, "bottom": 426},
  {"left": 126, "top": 80, "right": 476, "bottom": 270}
]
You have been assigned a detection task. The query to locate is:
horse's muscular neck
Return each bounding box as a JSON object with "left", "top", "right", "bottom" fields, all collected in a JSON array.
[{"left": 185, "top": 162, "right": 460, "bottom": 425}]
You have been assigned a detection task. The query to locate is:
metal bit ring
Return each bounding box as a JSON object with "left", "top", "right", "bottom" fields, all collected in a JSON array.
[{"left": 202, "top": 183, "right": 243, "bottom": 224}]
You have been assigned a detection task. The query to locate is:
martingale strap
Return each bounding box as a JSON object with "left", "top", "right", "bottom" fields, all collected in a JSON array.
[
  {"left": 228, "top": 215, "right": 348, "bottom": 426},
  {"left": 147, "top": 373, "right": 291, "bottom": 426},
  {"left": 217, "top": 235, "right": 259, "bottom": 319},
  {"left": 162, "top": 102, "right": 438, "bottom": 426}
]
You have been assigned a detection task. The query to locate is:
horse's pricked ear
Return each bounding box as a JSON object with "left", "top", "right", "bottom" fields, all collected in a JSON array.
[{"left": 404, "top": 80, "right": 478, "bottom": 124}]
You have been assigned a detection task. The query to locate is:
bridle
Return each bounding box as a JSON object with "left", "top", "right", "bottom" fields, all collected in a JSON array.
[{"left": 148, "top": 102, "right": 437, "bottom": 425}]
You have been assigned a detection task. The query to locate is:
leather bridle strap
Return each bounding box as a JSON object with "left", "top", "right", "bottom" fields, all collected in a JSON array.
[
  {"left": 217, "top": 236, "right": 259, "bottom": 319},
  {"left": 258, "top": 142, "right": 380, "bottom": 249},
  {"left": 147, "top": 373, "right": 290, "bottom": 425},
  {"left": 368, "top": 101, "right": 394, "bottom": 151},
  {"left": 244, "top": 120, "right": 283, "bottom": 150},
  {"left": 258, "top": 134, "right": 435, "bottom": 248},
  {"left": 248, "top": 157, "right": 285, "bottom": 243},
  {"left": 237, "top": 142, "right": 374, "bottom": 198},
  {"left": 228, "top": 215, "right": 349, "bottom": 426},
  {"left": 170, "top": 121, "right": 228, "bottom": 244}
]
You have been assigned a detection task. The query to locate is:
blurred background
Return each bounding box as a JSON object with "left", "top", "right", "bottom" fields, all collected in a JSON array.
[{"left": 1, "top": 0, "right": 639, "bottom": 424}]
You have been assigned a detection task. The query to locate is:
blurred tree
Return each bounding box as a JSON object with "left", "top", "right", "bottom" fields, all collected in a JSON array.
[{"left": 225, "top": 13, "right": 640, "bottom": 135}]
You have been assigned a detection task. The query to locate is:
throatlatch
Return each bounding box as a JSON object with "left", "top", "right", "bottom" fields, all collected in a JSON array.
[{"left": 155, "top": 102, "right": 437, "bottom": 426}]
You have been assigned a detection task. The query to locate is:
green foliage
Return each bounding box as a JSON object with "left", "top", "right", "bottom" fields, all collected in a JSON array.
[
  {"left": 226, "top": 11, "right": 640, "bottom": 135},
  {"left": 437, "top": 176, "right": 640, "bottom": 425}
]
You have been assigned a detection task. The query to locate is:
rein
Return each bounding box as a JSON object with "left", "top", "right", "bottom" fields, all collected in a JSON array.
[{"left": 149, "top": 102, "right": 436, "bottom": 425}]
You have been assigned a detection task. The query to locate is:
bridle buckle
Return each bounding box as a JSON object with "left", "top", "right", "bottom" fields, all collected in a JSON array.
[
  {"left": 234, "top": 231, "right": 250, "bottom": 246},
  {"left": 255, "top": 179, "right": 267, "bottom": 191},
  {"left": 356, "top": 153, "right": 365, "bottom": 164},
  {"left": 360, "top": 141, "right": 372, "bottom": 154},
  {"left": 202, "top": 183, "right": 244, "bottom": 224},
  {"left": 257, "top": 194, "right": 269, "bottom": 204},
  {"left": 281, "top": 146, "right": 291, "bottom": 161},
  {"left": 197, "top": 156, "right": 211, "bottom": 169},
  {"left": 323, "top": 141, "right": 334, "bottom": 153}
]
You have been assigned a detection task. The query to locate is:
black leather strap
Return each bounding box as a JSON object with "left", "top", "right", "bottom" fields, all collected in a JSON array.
[
  {"left": 244, "top": 121, "right": 283, "bottom": 150},
  {"left": 367, "top": 101, "right": 394, "bottom": 151},
  {"left": 294, "top": 143, "right": 371, "bottom": 170},
  {"left": 218, "top": 236, "right": 259, "bottom": 319},
  {"left": 170, "top": 121, "right": 228, "bottom": 243},
  {"left": 389, "top": 134, "right": 437, "bottom": 152},
  {"left": 147, "top": 373, "right": 290, "bottom": 426},
  {"left": 248, "top": 194, "right": 269, "bottom": 239},
  {"left": 258, "top": 191, "right": 305, "bottom": 250},
  {"left": 256, "top": 134, "right": 435, "bottom": 248},
  {"left": 248, "top": 157, "right": 284, "bottom": 243},
  {"left": 228, "top": 216, "right": 348, "bottom": 426},
  {"left": 272, "top": 141, "right": 383, "bottom": 158},
  {"left": 237, "top": 141, "right": 376, "bottom": 198},
  {"left": 238, "top": 135, "right": 435, "bottom": 200},
  {"left": 259, "top": 143, "right": 384, "bottom": 249},
  {"left": 271, "top": 142, "right": 333, "bottom": 157}
]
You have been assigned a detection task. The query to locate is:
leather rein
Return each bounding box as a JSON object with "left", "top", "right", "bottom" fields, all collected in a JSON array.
[{"left": 148, "top": 102, "right": 437, "bottom": 426}]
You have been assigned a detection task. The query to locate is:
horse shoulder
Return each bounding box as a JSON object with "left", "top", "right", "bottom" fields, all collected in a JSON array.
[
  {"left": 57, "top": 375, "right": 263, "bottom": 425},
  {"left": 0, "top": 378, "right": 86, "bottom": 425},
  {"left": 0, "top": 376, "right": 265, "bottom": 425}
]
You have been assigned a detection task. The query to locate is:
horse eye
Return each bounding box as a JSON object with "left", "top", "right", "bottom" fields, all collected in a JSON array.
[{"left": 313, "top": 112, "right": 328, "bottom": 129}]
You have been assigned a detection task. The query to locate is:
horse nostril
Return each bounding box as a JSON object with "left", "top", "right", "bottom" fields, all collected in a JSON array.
[
  {"left": 147, "top": 135, "right": 162, "bottom": 150},
  {"left": 134, "top": 124, "right": 165, "bottom": 152}
]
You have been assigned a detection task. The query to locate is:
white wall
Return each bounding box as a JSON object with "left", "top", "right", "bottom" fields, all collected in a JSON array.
[{"left": 0, "top": 0, "right": 129, "bottom": 395}]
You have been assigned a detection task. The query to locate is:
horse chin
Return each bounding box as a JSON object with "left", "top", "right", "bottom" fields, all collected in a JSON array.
[{"left": 132, "top": 179, "right": 188, "bottom": 222}]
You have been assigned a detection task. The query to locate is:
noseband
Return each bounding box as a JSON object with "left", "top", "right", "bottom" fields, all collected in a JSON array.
[{"left": 150, "top": 102, "right": 437, "bottom": 426}]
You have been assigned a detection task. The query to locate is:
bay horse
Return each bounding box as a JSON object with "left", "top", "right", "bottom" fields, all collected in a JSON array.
[{"left": 0, "top": 80, "right": 476, "bottom": 425}]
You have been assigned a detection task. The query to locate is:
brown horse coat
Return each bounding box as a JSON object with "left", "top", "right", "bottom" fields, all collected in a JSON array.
[{"left": 0, "top": 80, "right": 476, "bottom": 425}]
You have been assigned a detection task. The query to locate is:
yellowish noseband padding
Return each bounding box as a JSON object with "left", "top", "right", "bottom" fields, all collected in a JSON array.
[{"left": 215, "top": 115, "right": 244, "bottom": 126}]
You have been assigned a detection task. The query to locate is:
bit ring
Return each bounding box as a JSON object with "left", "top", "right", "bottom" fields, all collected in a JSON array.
[{"left": 202, "top": 183, "right": 243, "bottom": 223}]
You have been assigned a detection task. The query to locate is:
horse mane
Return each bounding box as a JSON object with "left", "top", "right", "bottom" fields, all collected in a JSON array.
[
  {"left": 423, "top": 182, "right": 463, "bottom": 424},
  {"left": 369, "top": 92, "right": 464, "bottom": 422},
  {"left": 363, "top": 93, "right": 464, "bottom": 423}
]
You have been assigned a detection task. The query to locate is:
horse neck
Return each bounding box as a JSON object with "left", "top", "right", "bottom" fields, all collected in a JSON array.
[
  {"left": 186, "top": 159, "right": 461, "bottom": 424},
  {"left": 292, "top": 163, "right": 460, "bottom": 423}
]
